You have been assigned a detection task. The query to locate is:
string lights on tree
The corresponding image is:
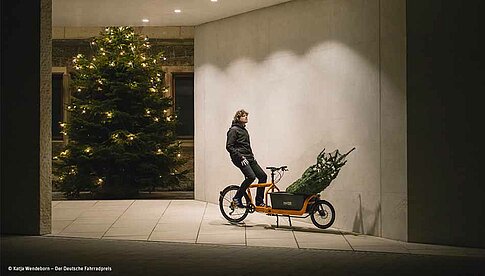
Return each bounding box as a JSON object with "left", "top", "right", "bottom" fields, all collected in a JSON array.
[{"left": 53, "top": 26, "right": 185, "bottom": 198}]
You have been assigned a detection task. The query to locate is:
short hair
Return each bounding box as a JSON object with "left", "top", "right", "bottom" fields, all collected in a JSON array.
[{"left": 233, "top": 109, "right": 249, "bottom": 123}]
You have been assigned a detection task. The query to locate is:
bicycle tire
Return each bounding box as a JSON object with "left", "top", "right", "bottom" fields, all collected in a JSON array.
[
  {"left": 310, "top": 200, "right": 336, "bottom": 229},
  {"left": 219, "top": 185, "right": 250, "bottom": 223}
]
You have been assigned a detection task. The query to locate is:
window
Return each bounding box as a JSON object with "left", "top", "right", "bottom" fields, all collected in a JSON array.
[
  {"left": 173, "top": 73, "right": 194, "bottom": 138},
  {"left": 52, "top": 73, "right": 64, "bottom": 140},
  {"left": 52, "top": 67, "right": 69, "bottom": 143}
]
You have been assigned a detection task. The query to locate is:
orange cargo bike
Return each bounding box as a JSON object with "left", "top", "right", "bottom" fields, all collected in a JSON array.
[{"left": 219, "top": 166, "right": 335, "bottom": 229}]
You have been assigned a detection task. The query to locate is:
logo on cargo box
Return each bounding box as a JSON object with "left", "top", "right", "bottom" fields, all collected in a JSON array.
[{"left": 283, "top": 201, "right": 292, "bottom": 206}]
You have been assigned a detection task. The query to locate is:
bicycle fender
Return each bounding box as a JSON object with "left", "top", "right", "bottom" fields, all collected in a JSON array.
[{"left": 220, "top": 185, "right": 240, "bottom": 196}]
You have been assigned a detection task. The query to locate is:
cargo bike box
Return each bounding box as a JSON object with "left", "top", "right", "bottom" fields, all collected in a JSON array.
[{"left": 269, "top": 192, "right": 308, "bottom": 210}]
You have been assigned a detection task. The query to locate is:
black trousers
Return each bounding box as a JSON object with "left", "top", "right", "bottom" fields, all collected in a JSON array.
[{"left": 232, "top": 159, "right": 267, "bottom": 204}]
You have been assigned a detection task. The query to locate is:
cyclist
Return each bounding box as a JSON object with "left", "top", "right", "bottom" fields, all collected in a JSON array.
[{"left": 226, "top": 109, "right": 267, "bottom": 208}]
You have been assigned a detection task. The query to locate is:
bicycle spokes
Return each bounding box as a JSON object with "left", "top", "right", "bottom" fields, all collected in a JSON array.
[
  {"left": 317, "top": 205, "right": 328, "bottom": 218},
  {"left": 219, "top": 186, "right": 250, "bottom": 223},
  {"left": 310, "top": 200, "right": 335, "bottom": 229}
]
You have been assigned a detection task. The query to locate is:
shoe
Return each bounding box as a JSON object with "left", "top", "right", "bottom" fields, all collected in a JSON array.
[
  {"left": 256, "top": 202, "right": 265, "bottom": 207},
  {"left": 232, "top": 197, "right": 245, "bottom": 208}
]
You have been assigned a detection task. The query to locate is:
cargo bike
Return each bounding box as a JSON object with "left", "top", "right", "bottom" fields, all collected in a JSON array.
[{"left": 219, "top": 165, "right": 336, "bottom": 229}]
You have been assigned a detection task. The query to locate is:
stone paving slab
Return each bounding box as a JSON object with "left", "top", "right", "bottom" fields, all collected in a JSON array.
[
  {"left": 52, "top": 208, "right": 87, "bottom": 220},
  {"left": 103, "top": 235, "right": 150, "bottom": 241},
  {"left": 294, "top": 231, "right": 353, "bottom": 251},
  {"left": 62, "top": 222, "right": 113, "bottom": 234},
  {"left": 343, "top": 234, "right": 410, "bottom": 254},
  {"left": 54, "top": 200, "right": 97, "bottom": 208},
  {"left": 49, "top": 200, "right": 485, "bottom": 258},
  {"left": 197, "top": 232, "right": 246, "bottom": 245},
  {"left": 246, "top": 227, "right": 295, "bottom": 240},
  {"left": 247, "top": 237, "right": 299, "bottom": 248},
  {"left": 112, "top": 218, "right": 159, "bottom": 228},
  {"left": 77, "top": 210, "right": 125, "bottom": 219},
  {"left": 74, "top": 217, "right": 119, "bottom": 224},
  {"left": 51, "top": 220, "right": 73, "bottom": 235},
  {"left": 54, "top": 231, "right": 105, "bottom": 239},
  {"left": 104, "top": 225, "right": 156, "bottom": 237}
]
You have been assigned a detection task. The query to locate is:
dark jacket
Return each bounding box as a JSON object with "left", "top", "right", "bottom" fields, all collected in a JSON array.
[{"left": 226, "top": 122, "right": 254, "bottom": 162}]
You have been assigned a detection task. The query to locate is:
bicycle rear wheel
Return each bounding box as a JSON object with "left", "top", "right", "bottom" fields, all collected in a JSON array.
[
  {"left": 219, "top": 185, "right": 250, "bottom": 223},
  {"left": 310, "top": 200, "right": 335, "bottom": 229}
]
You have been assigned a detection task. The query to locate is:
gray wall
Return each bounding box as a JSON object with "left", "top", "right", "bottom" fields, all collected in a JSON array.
[
  {"left": 1, "top": 0, "right": 52, "bottom": 235},
  {"left": 194, "top": 0, "right": 406, "bottom": 240},
  {"left": 407, "top": 1, "right": 485, "bottom": 248}
]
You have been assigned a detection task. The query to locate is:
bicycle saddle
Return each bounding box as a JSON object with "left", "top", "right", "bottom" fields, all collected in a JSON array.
[{"left": 266, "top": 166, "right": 288, "bottom": 171}]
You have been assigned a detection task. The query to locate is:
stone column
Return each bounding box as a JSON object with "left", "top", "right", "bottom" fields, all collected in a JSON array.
[
  {"left": 379, "top": 0, "right": 407, "bottom": 241},
  {"left": 1, "top": 0, "right": 52, "bottom": 235}
]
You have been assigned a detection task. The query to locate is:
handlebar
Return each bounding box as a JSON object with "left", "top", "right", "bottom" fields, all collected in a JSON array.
[{"left": 265, "top": 166, "right": 288, "bottom": 172}]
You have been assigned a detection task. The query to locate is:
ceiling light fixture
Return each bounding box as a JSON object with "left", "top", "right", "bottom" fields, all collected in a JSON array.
[
  {"left": 142, "top": 19, "right": 149, "bottom": 22},
  {"left": 174, "top": 9, "right": 181, "bottom": 13},
  {"left": 211, "top": 0, "right": 218, "bottom": 2}
]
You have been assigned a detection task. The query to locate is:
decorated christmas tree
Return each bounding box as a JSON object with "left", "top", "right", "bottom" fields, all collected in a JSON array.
[
  {"left": 54, "top": 26, "right": 185, "bottom": 198},
  {"left": 286, "top": 147, "right": 355, "bottom": 195}
]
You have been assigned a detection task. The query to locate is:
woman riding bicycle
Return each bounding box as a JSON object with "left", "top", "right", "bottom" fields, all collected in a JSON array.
[{"left": 226, "top": 109, "right": 267, "bottom": 208}]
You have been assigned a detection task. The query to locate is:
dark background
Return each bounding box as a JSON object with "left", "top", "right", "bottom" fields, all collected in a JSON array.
[
  {"left": 1, "top": 0, "right": 44, "bottom": 234},
  {"left": 407, "top": 0, "right": 485, "bottom": 248}
]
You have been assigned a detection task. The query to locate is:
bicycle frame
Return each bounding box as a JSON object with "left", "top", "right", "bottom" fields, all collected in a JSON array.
[
  {"left": 245, "top": 169, "right": 319, "bottom": 217},
  {"left": 246, "top": 166, "right": 280, "bottom": 209}
]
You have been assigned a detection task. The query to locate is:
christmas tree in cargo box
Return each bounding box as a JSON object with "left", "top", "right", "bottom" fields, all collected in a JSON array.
[
  {"left": 54, "top": 26, "right": 185, "bottom": 198},
  {"left": 286, "top": 147, "right": 355, "bottom": 195}
]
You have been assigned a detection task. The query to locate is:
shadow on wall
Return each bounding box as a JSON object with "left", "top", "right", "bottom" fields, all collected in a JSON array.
[{"left": 352, "top": 193, "right": 381, "bottom": 236}]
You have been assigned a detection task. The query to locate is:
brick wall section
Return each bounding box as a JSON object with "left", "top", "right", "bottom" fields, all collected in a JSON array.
[
  {"left": 52, "top": 26, "right": 194, "bottom": 67},
  {"left": 53, "top": 26, "right": 194, "bottom": 40},
  {"left": 53, "top": 39, "right": 194, "bottom": 68}
]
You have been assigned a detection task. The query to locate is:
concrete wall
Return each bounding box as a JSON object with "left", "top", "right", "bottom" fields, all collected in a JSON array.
[
  {"left": 407, "top": 0, "right": 485, "bottom": 248},
  {"left": 194, "top": 0, "right": 406, "bottom": 240},
  {"left": 1, "top": 0, "right": 52, "bottom": 235}
]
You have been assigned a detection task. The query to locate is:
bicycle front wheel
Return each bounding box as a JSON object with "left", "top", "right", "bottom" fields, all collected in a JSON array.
[
  {"left": 219, "top": 185, "right": 250, "bottom": 223},
  {"left": 310, "top": 200, "right": 335, "bottom": 229}
]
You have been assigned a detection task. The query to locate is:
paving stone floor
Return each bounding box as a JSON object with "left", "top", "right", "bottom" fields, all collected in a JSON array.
[
  {"left": 2, "top": 199, "right": 485, "bottom": 275},
  {"left": 48, "top": 200, "right": 485, "bottom": 258}
]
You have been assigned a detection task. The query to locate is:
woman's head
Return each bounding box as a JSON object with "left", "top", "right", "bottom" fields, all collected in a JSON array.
[{"left": 233, "top": 109, "right": 249, "bottom": 124}]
